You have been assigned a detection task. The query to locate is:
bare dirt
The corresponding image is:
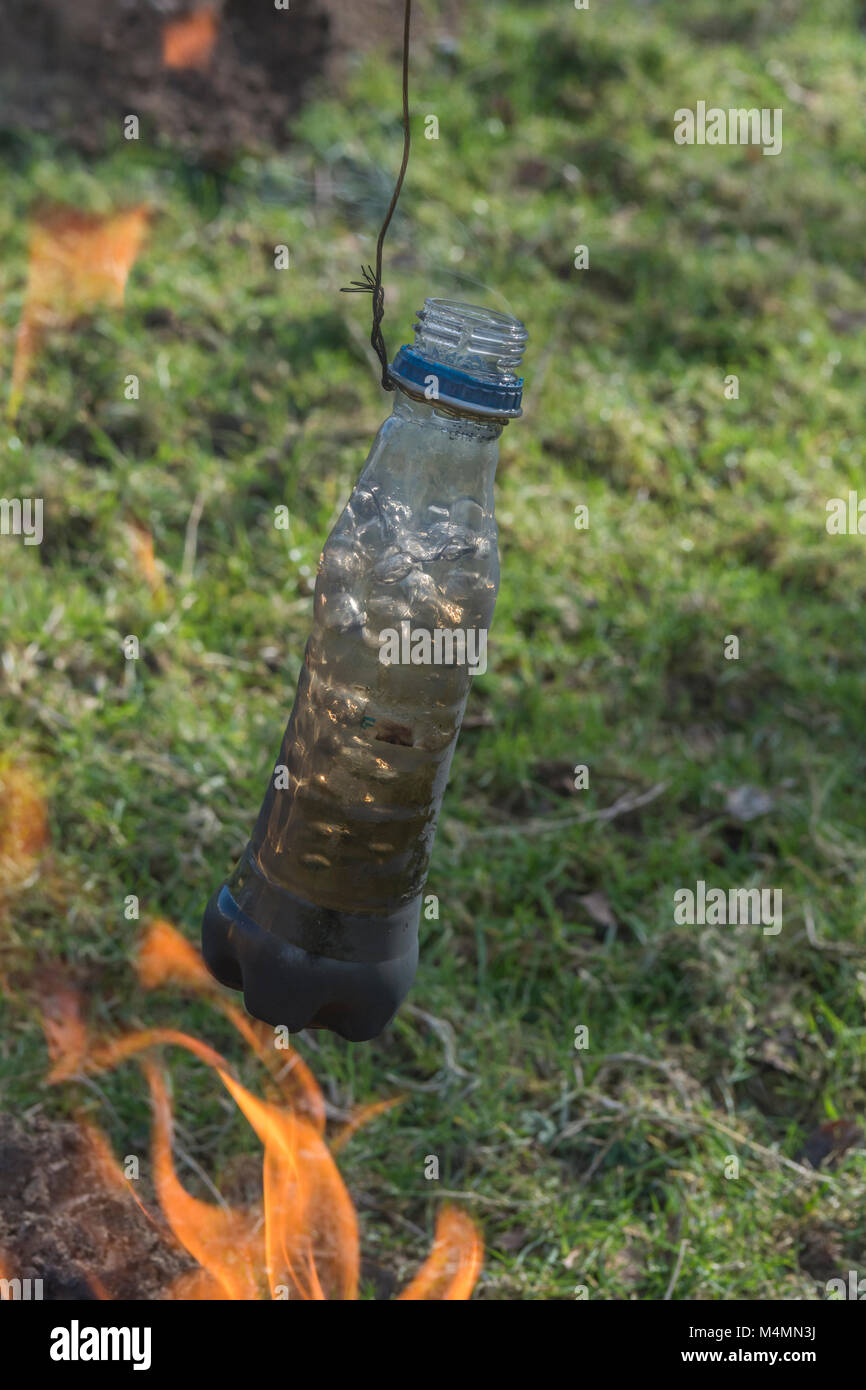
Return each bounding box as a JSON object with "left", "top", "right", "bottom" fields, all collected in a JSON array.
[
  {"left": 0, "top": 1112, "right": 191, "bottom": 1300},
  {"left": 0, "top": 0, "right": 460, "bottom": 158},
  {"left": 0, "top": 0, "right": 329, "bottom": 157}
]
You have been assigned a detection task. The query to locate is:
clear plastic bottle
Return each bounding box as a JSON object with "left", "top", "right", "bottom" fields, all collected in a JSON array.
[{"left": 202, "top": 298, "right": 528, "bottom": 1039}]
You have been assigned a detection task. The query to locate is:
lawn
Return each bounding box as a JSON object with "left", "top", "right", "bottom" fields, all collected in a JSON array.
[{"left": 1, "top": 0, "right": 865, "bottom": 1299}]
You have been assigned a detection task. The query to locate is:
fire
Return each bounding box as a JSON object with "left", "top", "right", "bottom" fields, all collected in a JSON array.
[
  {"left": 9, "top": 204, "right": 150, "bottom": 420},
  {"left": 138, "top": 916, "right": 213, "bottom": 992},
  {"left": 396, "top": 1206, "right": 484, "bottom": 1301},
  {"left": 147, "top": 1063, "right": 262, "bottom": 1301},
  {"left": 125, "top": 521, "right": 165, "bottom": 596},
  {"left": 162, "top": 9, "right": 220, "bottom": 71},
  {"left": 0, "top": 763, "right": 47, "bottom": 914},
  {"left": 33, "top": 922, "right": 482, "bottom": 1300},
  {"left": 136, "top": 919, "right": 326, "bottom": 1127}
]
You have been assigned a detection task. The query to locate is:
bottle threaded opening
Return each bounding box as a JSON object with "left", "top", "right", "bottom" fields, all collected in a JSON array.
[{"left": 412, "top": 298, "right": 528, "bottom": 383}]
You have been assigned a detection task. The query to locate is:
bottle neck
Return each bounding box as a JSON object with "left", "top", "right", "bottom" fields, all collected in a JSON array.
[
  {"left": 360, "top": 389, "right": 500, "bottom": 520},
  {"left": 391, "top": 389, "right": 505, "bottom": 442}
]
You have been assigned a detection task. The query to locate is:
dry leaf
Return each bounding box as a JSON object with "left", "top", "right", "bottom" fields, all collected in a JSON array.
[{"left": 9, "top": 204, "right": 150, "bottom": 419}]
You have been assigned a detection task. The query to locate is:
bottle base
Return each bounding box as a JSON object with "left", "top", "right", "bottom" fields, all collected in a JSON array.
[{"left": 201, "top": 883, "right": 419, "bottom": 1042}]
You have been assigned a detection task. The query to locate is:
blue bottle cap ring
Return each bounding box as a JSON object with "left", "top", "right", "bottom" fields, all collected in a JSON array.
[{"left": 388, "top": 345, "right": 524, "bottom": 420}]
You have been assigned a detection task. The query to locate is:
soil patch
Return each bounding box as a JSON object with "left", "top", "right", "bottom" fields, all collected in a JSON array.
[
  {"left": 0, "top": 0, "right": 460, "bottom": 158},
  {"left": 0, "top": 1112, "right": 191, "bottom": 1300}
]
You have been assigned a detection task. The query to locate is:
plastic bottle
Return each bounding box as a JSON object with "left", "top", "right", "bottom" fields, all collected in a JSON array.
[{"left": 202, "top": 298, "right": 528, "bottom": 1039}]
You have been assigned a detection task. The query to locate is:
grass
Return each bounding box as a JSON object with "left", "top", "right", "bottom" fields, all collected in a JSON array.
[{"left": 1, "top": 0, "right": 865, "bottom": 1299}]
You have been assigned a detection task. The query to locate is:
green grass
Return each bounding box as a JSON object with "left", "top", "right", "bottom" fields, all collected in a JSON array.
[{"left": 1, "top": 0, "right": 865, "bottom": 1299}]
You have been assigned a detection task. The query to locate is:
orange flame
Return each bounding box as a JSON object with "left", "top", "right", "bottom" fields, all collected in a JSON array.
[
  {"left": 331, "top": 1097, "right": 403, "bottom": 1155},
  {"left": 397, "top": 1207, "right": 484, "bottom": 1300},
  {"left": 147, "top": 1063, "right": 262, "bottom": 1300},
  {"left": 219, "top": 1066, "right": 360, "bottom": 1300},
  {"left": 126, "top": 521, "right": 165, "bottom": 595},
  {"left": 32, "top": 928, "right": 483, "bottom": 1300},
  {"left": 9, "top": 205, "right": 149, "bottom": 419},
  {"left": 162, "top": 9, "right": 219, "bottom": 71},
  {"left": 137, "top": 920, "right": 326, "bottom": 1129},
  {"left": 138, "top": 918, "right": 214, "bottom": 993},
  {"left": 0, "top": 763, "right": 47, "bottom": 915}
]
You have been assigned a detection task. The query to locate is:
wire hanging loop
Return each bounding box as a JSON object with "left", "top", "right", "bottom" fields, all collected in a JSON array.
[{"left": 341, "top": 0, "right": 412, "bottom": 391}]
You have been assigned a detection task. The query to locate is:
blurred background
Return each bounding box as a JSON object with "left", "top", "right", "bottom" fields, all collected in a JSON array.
[{"left": 0, "top": 0, "right": 865, "bottom": 1300}]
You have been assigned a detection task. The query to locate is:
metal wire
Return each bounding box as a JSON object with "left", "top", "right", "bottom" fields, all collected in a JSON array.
[{"left": 341, "top": 0, "right": 412, "bottom": 390}]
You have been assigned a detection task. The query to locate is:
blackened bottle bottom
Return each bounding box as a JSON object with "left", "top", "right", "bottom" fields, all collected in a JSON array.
[{"left": 201, "top": 852, "right": 420, "bottom": 1041}]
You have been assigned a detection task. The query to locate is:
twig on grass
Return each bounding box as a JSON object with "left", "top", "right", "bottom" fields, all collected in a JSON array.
[
  {"left": 586, "top": 1092, "right": 839, "bottom": 1188},
  {"left": 404, "top": 1003, "right": 471, "bottom": 1078},
  {"left": 577, "top": 1122, "right": 629, "bottom": 1187},
  {"left": 664, "top": 1238, "right": 689, "bottom": 1301},
  {"left": 355, "top": 1192, "right": 427, "bottom": 1241},
  {"left": 181, "top": 487, "right": 206, "bottom": 586},
  {"left": 173, "top": 1127, "right": 231, "bottom": 1212},
  {"left": 594, "top": 1051, "right": 695, "bottom": 1110},
  {"left": 803, "top": 901, "right": 864, "bottom": 956},
  {"left": 465, "top": 780, "right": 670, "bottom": 840}
]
